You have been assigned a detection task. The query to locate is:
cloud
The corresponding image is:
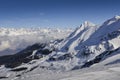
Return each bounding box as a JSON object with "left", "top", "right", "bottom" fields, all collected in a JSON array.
[
  {"left": 0, "top": 28, "right": 72, "bottom": 56},
  {"left": 0, "top": 41, "right": 10, "bottom": 51}
]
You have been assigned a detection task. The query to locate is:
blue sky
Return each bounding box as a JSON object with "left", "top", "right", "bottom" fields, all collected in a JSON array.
[{"left": 0, "top": 0, "right": 120, "bottom": 28}]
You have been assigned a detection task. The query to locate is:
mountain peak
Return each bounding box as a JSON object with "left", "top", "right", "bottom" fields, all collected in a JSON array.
[
  {"left": 103, "top": 15, "right": 120, "bottom": 26},
  {"left": 114, "top": 15, "right": 120, "bottom": 19},
  {"left": 109, "top": 15, "right": 120, "bottom": 21},
  {"left": 80, "top": 21, "right": 96, "bottom": 28}
]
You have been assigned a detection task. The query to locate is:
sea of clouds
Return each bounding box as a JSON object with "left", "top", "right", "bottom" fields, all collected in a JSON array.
[{"left": 0, "top": 28, "right": 72, "bottom": 56}]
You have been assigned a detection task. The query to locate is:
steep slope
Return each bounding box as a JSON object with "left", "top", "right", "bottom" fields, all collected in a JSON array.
[
  {"left": 43, "top": 15, "right": 120, "bottom": 70},
  {"left": 0, "top": 16, "right": 120, "bottom": 80},
  {"left": 60, "top": 21, "right": 97, "bottom": 53},
  {"left": 60, "top": 15, "right": 120, "bottom": 53}
]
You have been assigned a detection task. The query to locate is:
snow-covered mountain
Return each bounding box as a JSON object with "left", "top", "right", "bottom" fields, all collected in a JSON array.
[
  {"left": 0, "top": 28, "right": 72, "bottom": 56},
  {"left": 48, "top": 15, "right": 120, "bottom": 70},
  {"left": 0, "top": 16, "right": 120, "bottom": 80}
]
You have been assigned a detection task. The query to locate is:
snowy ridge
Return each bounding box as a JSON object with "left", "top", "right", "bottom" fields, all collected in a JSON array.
[
  {"left": 39, "top": 15, "right": 120, "bottom": 70},
  {"left": 0, "top": 16, "right": 120, "bottom": 80},
  {"left": 60, "top": 15, "right": 120, "bottom": 54},
  {"left": 60, "top": 21, "right": 97, "bottom": 52}
]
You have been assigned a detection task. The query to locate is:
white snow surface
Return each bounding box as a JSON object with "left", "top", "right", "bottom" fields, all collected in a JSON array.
[
  {"left": 0, "top": 16, "right": 120, "bottom": 80},
  {"left": 48, "top": 15, "right": 120, "bottom": 70},
  {"left": 18, "top": 15, "right": 120, "bottom": 72},
  {"left": 0, "top": 56, "right": 120, "bottom": 80}
]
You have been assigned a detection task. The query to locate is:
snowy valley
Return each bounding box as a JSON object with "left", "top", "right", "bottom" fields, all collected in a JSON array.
[{"left": 0, "top": 16, "right": 120, "bottom": 80}]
